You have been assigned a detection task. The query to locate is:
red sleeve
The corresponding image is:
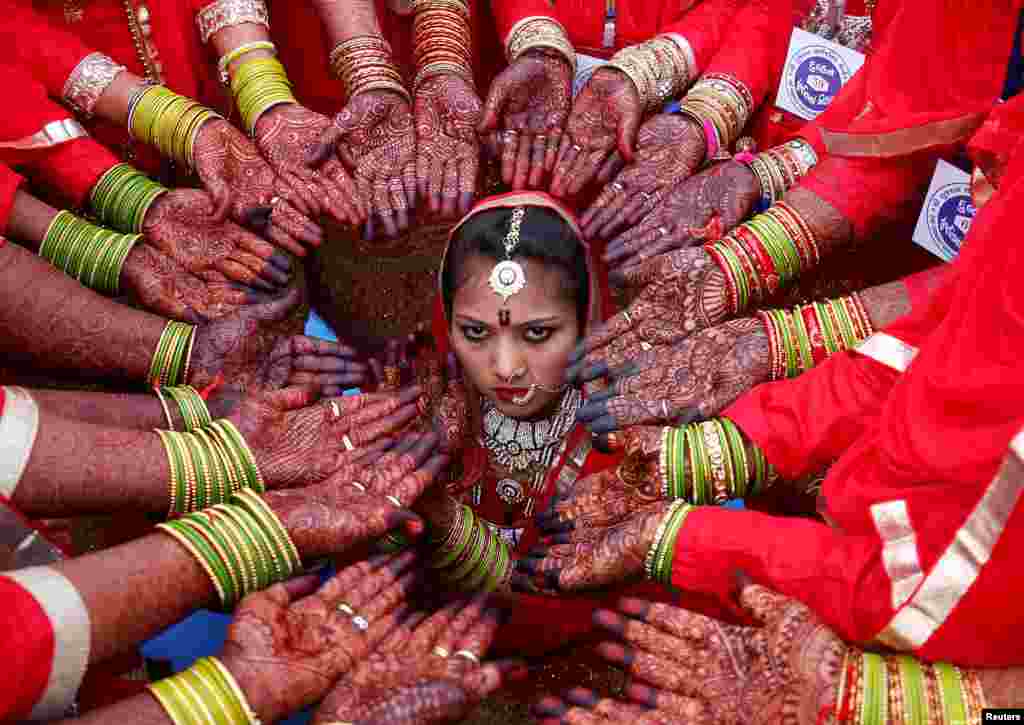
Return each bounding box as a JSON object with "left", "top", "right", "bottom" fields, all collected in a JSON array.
[
  {"left": 658, "top": 0, "right": 746, "bottom": 72},
  {"left": 722, "top": 350, "right": 900, "bottom": 480},
  {"left": 670, "top": 505, "right": 895, "bottom": 645},
  {"left": 0, "top": 576, "right": 56, "bottom": 721},
  {"left": 0, "top": 164, "right": 24, "bottom": 237},
  {"left": 696, "top": 0, "right": 797, "bottom": 109},
  {"left": 0, "top": 5, "right": 95, "bottom": 99}
]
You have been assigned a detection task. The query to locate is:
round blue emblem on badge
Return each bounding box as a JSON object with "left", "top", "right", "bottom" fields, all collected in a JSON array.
[
  {"left": 926, "top": 183, "right": 975, "bottom": 258},
  {"left": 785, "top": 44, "right": 853, "bottom": 118}
]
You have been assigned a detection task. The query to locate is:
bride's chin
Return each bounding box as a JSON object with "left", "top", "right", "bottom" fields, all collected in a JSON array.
[{"left": 488, "top": 392, "right": 560, "bottom": 421}]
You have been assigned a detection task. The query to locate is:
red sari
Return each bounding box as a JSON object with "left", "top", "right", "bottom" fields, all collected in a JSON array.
[{"left": 672, "top": 92, "right": 1024, "bottom": 668}]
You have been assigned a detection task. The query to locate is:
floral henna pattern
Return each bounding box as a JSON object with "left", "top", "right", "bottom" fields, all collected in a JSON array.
[
  {"left": 219, "top": 554, "right": 421, "bottom": 723},
  {"left": 478, "top": 49, "right": 573, "bottom": 190},
  {"left": 121, "top": 242, "right": 255, "bottom": 324},
  {"left": 590, "top": 585, "right": 847, "bottom": 725},
  {"left": 550, "top": 68, "right": 642, "bottom": 198},
  {"left": 603, "top": 161, "right": 761, "bottom": 268},
  {"left": 414, "top": 74, "right": 483, "bottom": 218},
  {"left": 142, "top": 190, "right": 289, "bottom": 290},
  {"left": 254, "top": 103, "right": 365, "bottom": 232},
  {"left": 582, "top": 114, "right": 706, "bottom": 240},
  {"left": 574, "top": 319, "right": 770, "bottom": 432},
  {"left": 313, "top": 90, "right": 417, "bottom": 239}
]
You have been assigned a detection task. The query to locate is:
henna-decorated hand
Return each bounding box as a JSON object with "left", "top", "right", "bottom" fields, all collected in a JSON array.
[
  {"left": 313, "top": 596, "right": 516, "bottom": 724},
  {"left": 550, "top": 68, "right": 641, "bottom": 199},
  {"left": 310, "top": 90, "right": 417, "bottom": 239},
  {"left": 218, "top": 553, "right": 424, "bottom": 724},
  {"left": 604, "top": 161, "right": 760, "bottom": 270},
  {"left": 566, "top": 248, "right": 731, "bottom": 385},
  {"left": 581, "top": 114, "right": 706, "bottom": 240},
  {"left": 415, "top": 352, "right": 471, "bottom": 456},
  {"left": 120, "top": 242, "right": 258, "bottom": 324},
  {"left": 254, "top": 102, "right": 366, "bottom": 232},
  {"left": 583, "top": 584, "right": 846, "bottom": 725},
  {"left": 143, "top": 189, "right": 291, "bottom": 291},
  {"left": 572, "top": 319, "right": 770, "bottom": 432},
  {"left": 229, "top": 385, "right": 424, "bottom": 490},
  {"left": 414, "top": 74, "right": 483, "bottom": 218},
  {"left": 536, "top": 427, "right": 664, "bottom": 534},
  {"left": 478, "top": 49, "right": 572, "bottom": 190},
  {"left": 192, "top": 118, "right": 323, "bottom": 255},
  {"left": 514, "top": 499, "right": 673, "bottom": 594}
]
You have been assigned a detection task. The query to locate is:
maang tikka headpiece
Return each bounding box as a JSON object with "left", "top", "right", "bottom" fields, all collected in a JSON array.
[{"left": 488, "top": 207, "right": 527, "bottom": 304}]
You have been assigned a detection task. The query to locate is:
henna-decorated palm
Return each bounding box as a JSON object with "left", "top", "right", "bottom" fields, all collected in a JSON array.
[
  {"left": 228, "top": 385, "right": 425, "bottom": 490},
  {"left": 414, "top": 74, "right": 483, "bottom": 218},
  {"left": 478, "top": 50, "right": 572, "bottom": 190},
  {"left": 192, "top": 118, "right": 321, "bottom": 253},
  {"left": 311, "top": 90, "right": 417, "bottom": 239},
  {"left": 254, "top": 102, "right": 366, "bottom": 234},
  {"left": 572, "top": 319, "right": 770, "bottom": 432},
  {"left": 536, "top": 427, "right": 664, "bottom": 535},
  {"left": 558, "top": 586, "right": 847, "bottom": 725},
  {"left": 550, "top": 68, "right": 641, "bottom": 199},
  {"left": 581, "top": 114, "right": 706, "bottom": 240},
  {"left": 514, "top": 499, "right": 672, "bottom": 595},
  {"left": 120, "top": 242, "right": 257, "bottom": 324},
  {"left": 568, "top": 248, "right": 731, "bottom": 388},
  {"left": 415, "top": 352, "right": 471, "bottom": 456},
  {"left": 313, "top": 597, "right": 512, "bottom": 724},
  {"left": 142, "top": 189, "right": 291, "bottom": 290},
  {"left": 604, "top": 161, "right": 761, "bottom": 271},
  {"left": 218, "top": 553, "right": 425, "bottom": 724}
]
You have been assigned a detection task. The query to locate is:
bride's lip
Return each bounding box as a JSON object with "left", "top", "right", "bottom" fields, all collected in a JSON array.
[{"left": 493, "top": 387, "right": 530, "bottom": 402}]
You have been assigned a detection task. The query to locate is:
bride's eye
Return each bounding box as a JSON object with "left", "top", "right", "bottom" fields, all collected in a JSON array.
[
  {"left": 524, "top": 326, "right": 554, "bottom": 343},
  {"left": 460, "top": 324, "right": 489, "bottom": 342}
]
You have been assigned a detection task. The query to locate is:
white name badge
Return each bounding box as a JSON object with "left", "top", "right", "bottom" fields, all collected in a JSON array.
[
  {"left": 911, "top": 159, "right": 976, "bottom": 262},
  {"left": 574, "top": 53, "right": 606, "bottom": 98},
  {"left": 775, "top": 27, "right": 866, "bottom": 120}
]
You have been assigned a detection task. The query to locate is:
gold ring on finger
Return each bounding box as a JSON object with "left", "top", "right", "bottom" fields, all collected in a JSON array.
[
  {"left": 337, "top": 602, "right": 355, "bottom": 615},
  {"left": 330, "top": 401, "right": 342, "bottom": 420},
  {"left": 342, "top": 433, "right": 355, "bottom": 451},
  {"left": 622, "top": 310, "right": 633, "bottom": 326},
  {"left": 571, "top": 144, "right": 583, "bottom": 153},
  {"left": 350, "top": 481, "right": 367, "bottom": 493},
  {"left": 431, "top": 646, "right": 451, "bottom": 658},
  {"left": 452, "top": 649, "right": 480, "bottom": 664}
]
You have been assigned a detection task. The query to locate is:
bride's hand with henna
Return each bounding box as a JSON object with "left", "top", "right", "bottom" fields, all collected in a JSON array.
[
  {"left": 478, "top": 49, "right": 573, "bottom": 190},
  {"left": 414, "top": 74, "right": 483, "bottom": 218},
  {"left": 309, "top": 90, "right": 417, "bottom": 239},
  {"left": 549, "top": 68, "right": 641, "bottom": 199},
  {"left": 571, "top": 319, "right": 770, "bottom": 433},
  {"left": 581, "top": 113, "right": 706, "bottom": 240},
  {"left": 192, "top": 118, "right": 323, "bottom": 255},
  {"left": 603, "top": 161, "right": 760, "bottom": 270},
  {"left": 217, "top": 553, "right": 425, "bottom": 725},
  {"left": 142, "top": 189, "right": 292, "bottom": 291}
]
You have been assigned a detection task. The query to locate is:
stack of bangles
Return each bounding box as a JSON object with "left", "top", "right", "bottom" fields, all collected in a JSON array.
[
  {"left": 148, "top": 320, "right": 196, "bottom": 389},
  {"left": 128, "top": 85, "right": 222, "bottom": 168},
  {"left": 428, "top": 504, "right": 512, "bottom": 592},
  {"left": 329, "top": 34, "right": 410, "bottom": 105},
  {"left": 157, "top": 416, "right": 265, "bottom": 516},
  {"left": 760, "top": 294, "right": 875, "bottom": 380},
  {"left": 737, "top": 138, "right": 819, "bottom": 211},
  {"left": 39, "top": 210, "right": 140, "bottom": 296},
  {"left": 504, "top": 16, "right": 576, "bottom": 73},
  {"left": 230, "top": 55, "right": 297, "bottom": 135},
  {"left": 90, "top": 163, "right": 167, "bottom": 233},
  {"left": 412, "top": 0, "right": 474, "bottom": 93},
  {"left": 157, "top": 489, "right": 300, "bottom": 609},
  {"left": 677, "top": 73, "right": 754, "bottom": 157},
  {"left": 217, "top": 39, "right": 276, "bottom": 86},
  {"left": 149, "top": 656, "right": 260, "bottom": 725},
  {"left": 643, "top": 500, "right": 693, "bottom": 586},
  {"left": 833, "top": 650, "right": 986, "bottom": 724},
  {"left": 659, "top": 418, "right": 776, "bottom": 505},
  {"left": 705, "top": 201, "right": 821, "bottom": 315},
  {"left": 606, "top": 33, "right": 695, "bottom": 113},
  {"left": 155, "top": 385, "right": 214, "bottom": 432}
]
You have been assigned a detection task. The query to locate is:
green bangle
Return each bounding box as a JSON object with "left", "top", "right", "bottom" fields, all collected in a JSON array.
[
  {"left": 653, "top": 502, "right": 692, "bottom": 585},
  {"left": 860, "top": 652, "right": 888, "bottom": 725}
]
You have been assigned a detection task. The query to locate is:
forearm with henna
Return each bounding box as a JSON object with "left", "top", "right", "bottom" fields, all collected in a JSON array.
[
  {"left": 978, "top": 667, "right": 1024, "bottom": 708},
  {"left": 54, "top": 692, "right": 170, "bottom": 725},
  {"left": 313, "top": 0, "right": 383, "bottom": 45},
  {"left": 783, "top": 187, "right": 853, "bottom": 260},
  {"left": 0, "top": 243, "right": 163, "bottom": 381},
  {"left": 5, "top": 188, "right": 58, "bottom": 250},
  {"left": 13, "top": 412, "right": 171, "bottom": 516},
  {"left": 30, "top": 389, "right": 168, "bottom": 430}
]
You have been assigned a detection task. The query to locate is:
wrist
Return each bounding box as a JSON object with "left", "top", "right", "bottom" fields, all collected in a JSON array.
[
  {"left": 215, "top": 653, "right": 278, "bottom": 724},
  {"left": 506, "top": 16, "right": 576, "bottom": 73},
  {"left": 642, "top": 500, "right": 692, "bottom": 584}
]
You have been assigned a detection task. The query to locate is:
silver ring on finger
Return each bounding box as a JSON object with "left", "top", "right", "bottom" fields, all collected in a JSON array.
[
  {"left": 386, "top": 495, "right": 402, "bottom": 507},
  {"left": 656, "top": 226, "right": 669, "bottom": 237},
  {"left": 452, "top": 649, "right": 480, "bottom": 664},
  {"left": 622, "top": 310, "right": 633, "bottom": 326},
  {"left": 342, "top": 433, "right": 355, "bottom": 451},
  {"left": 350, "top": 481, "right": 367, "bottom": 493},
  {"left": 270, "top": 195, "right": 281, "bottom": 206},
  {"left": 610, "top": 181, "right": 624, "bottom": 193},
  {"left": 571, "top": 144, "right": 583, "bottom": 153},
  {"left": 661, "top": 400, "right": 671, "bottom": 420},
  {"left": 640, "top": 342, "right": 653, "bottom": 351},
  {"left": 351, "top": 615, "right": 369, "bottom": 632},
  {"left": 431, "top": 646, "right": 451, "bottom": 658}
]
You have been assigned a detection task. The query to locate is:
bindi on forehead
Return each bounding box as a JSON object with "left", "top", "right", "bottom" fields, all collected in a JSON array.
[{"left": 453, "top": 256, "right": 576, "bottom": 328}]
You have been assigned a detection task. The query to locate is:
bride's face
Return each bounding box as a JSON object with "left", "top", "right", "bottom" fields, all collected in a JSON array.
[{"left": 450, "top": 254, "right": 581, "bottom": 419}]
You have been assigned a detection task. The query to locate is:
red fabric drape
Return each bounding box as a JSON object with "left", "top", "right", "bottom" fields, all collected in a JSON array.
[
  {"left": 0, "top": 576, "right": 56, "bottom": 720},
  {"left": 0, "top": 164, "right": 24, "bottom": 237}
]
